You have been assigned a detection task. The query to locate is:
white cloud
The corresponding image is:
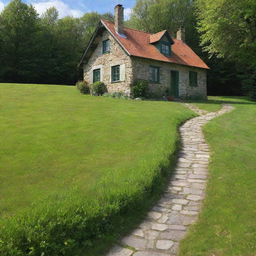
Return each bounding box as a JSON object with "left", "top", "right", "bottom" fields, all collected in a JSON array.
[
  {"left": 124, "top": 8, "right": 132, "bottom": 20},
  {"left": 0, "top": 1, "right": 5, "bottom": 13},
  {"left": 32, "top": 0, "right": 83, "bottom": 18}
]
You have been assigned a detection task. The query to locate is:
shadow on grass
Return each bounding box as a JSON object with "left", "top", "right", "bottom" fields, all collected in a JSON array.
[
  {"left": 187, "top": 96, "right": 256, "bottom": 106},
  {"left": 143, "top": 96, "right": 255, "bottom": 106}
]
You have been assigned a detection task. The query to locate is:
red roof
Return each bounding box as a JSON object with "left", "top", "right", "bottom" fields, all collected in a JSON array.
[
  {"left": 150, "top": 30, "right": 167, "bottom": 44},
  {"left": 101, "top": 20, "right": 209, "bottom": 70}
]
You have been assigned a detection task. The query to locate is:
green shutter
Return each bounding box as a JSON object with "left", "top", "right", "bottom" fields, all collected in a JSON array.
[
  {"left": 189, "top": 71, "right": 198, "bottom": 87},
  {"left": 149, "top": 66, "right": 160, "bottom": 83},
  {"left": 157, "top": 67, "right": 160, "bottom": 83}
]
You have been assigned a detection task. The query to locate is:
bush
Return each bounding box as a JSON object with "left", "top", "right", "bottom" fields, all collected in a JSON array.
[
  {"left": 90, "top": 82, "right": 107, "bottom": 96},
  {"left": 147, "top": 90, "right": 165, "bottom": 99},
  {"left": 131, "top": 80, "right": 149, "bottom": 98},
  {"left": 76, "top": 81, "right": 90, "bottom": 94}
]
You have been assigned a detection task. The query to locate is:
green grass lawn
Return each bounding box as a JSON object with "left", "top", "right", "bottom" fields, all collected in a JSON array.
[
  {"left": 179, "top": 96, "right": 256, "bottom": 256},
  {"left": 0, "top": 83, "right": 193, "bottom": 255},
  {"left": 185, "top": 96, "right": 225, "bottom": 112}
]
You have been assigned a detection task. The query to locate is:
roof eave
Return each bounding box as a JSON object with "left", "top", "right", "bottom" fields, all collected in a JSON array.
[{"left": 130, "top": 55, "right": 210, "bottom": 70}]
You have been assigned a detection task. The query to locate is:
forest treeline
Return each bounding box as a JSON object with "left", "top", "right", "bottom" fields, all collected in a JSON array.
[
  {"left": 0, "top": 0, "right": 255, "bottom": 97},
  {"left": 0, "top": 0, "right": 113, "bottom": 85}
]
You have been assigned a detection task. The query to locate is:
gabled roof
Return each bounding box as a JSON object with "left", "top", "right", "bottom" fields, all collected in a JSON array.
[
  {"left": 150, "top": 30, "right": 166, "bottom": 43},
  {"left": 79, "top": 19, "right": 209, "bottom": 70},
  {"left": 149, "top": 30, "right": 174, "bottom": 44}
]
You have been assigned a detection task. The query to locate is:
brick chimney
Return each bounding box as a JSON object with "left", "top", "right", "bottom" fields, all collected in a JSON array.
[
  {"left": 176, "top": 27, "right": 185, "bottom": 41},
  {"left": 115, "top": 4, "right": 124, "bottom": 35}
]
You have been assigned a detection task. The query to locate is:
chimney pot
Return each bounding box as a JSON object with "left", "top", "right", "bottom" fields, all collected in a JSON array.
[
  {"left": 115, "top": 4, "right": 124, "bottom": 35},
  {"left": 176, "top": 27, "right": 185, "bottom": 41}
]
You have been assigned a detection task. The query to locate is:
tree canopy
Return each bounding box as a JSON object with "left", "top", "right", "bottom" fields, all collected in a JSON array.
[
  {"left": 0, "top": 0, "right": 255, "bottom": 98},
  {"left": 0, "top": 0, "right": 112, "bottom": 84},
  {"left": 196, "top": 0, "right": 256, "bottom": 98}
]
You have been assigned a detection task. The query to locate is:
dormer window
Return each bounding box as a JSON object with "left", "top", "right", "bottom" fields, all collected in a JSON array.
[
  {"left": 149, "top": 30, "right": 173, "bottom": 58},
  {"left": 102, "top": 39, "right": 110, "bottom": 54},
  {"left": 160, "top": 43, "right": 171, "bottom": 56}
]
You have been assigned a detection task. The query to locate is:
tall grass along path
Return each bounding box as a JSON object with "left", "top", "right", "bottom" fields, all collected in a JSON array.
[{"left": 106, "top": 104, "right": 234, "bottom": 256}]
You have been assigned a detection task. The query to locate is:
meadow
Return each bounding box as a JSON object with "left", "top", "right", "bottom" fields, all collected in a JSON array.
[
  {"left": 180, "top": 97, "right": 256, "bottom": 256},
  {"left": 0, "top": 83, "right": 193, "bottom": 255}
]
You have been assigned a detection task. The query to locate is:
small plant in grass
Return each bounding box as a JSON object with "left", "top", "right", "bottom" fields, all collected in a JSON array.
[
  {"left": 103, "top": 92, "right": 129, "bottom": 99},
  {"left": 90, "top": 82, "right": 107, "bottom": 96},
  {"left": 76, "top": 81, "right": 90, "bottom": 94},
  {"left": 147, "top": 90, "right": 165, "bottom": 100},
  {"left": 131, "top": 79, "right": 149, "bottom": 98}
]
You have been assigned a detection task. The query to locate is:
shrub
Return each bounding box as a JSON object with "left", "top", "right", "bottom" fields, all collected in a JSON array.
[
  {"left": 131, "top": 80, "right": 149, "bottom": 98},
  {"left": 90, "top": 82, "right": 107, "bottom": 96},
  {"left": 147, "top": 90, "right": 165, "bottom": 99},
  {"left": 76, "top": 81, "right": 90, "bottom": 94}
]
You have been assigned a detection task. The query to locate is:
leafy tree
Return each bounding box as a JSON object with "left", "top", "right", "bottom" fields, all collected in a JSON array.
[
  {"left": 196, "top": 0, "right": 256, "bottom": 66},
  {"left": 196, "top": 0, "right": 256, "bottom": 98},
  {"left": 80, "top": 12, "right": 113, "bottom": 45},
  {"left": 54, "top": 17, "right": 84, "bottom": 84},
  {"left": 0, "top": 0, "right": 41, "bottom": 82},
  {"left": 0, "top": 0, "right": 114, "bottom": 84},
  {"left": 41, "top": 7, "right": 58, "bottom": 27},
  {"left": 129, "top": 0, "right": 193, "bottom": 33},
  {"left": 128, "top": 0, "right": 200, "bottom": 54}
]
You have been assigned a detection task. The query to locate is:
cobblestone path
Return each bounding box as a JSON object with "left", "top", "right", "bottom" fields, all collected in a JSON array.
[{"left": 106, "top": 104, "right": 234, "bottom": 256}]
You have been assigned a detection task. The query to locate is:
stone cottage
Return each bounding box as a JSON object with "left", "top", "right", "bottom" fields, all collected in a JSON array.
[{"left": 79, "top": 4, "right": 209, "bottom": 99}]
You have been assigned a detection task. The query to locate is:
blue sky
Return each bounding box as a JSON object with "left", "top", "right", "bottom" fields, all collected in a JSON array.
[{"left": 0, "top": 0, "right": 136, "bottom": 19}]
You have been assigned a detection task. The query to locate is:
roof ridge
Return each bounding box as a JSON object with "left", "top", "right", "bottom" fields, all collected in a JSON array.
[
  {"left": 98, "top": 19, "right": 209, "bottom": 69},
  {"left": 101, "top": 19, "right": 151, "bottom": 35},
  {"left": 151, "top": 30, "right": 167, "bottom": 34},
  {"left": 123, "top": 26, "right": 151, "bottom": 35}
]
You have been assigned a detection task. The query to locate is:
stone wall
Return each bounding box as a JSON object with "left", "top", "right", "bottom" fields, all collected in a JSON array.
[
  {"left": 131, "top": 57, "right": 207, "bottom": 99},
  {"left": 83, "top": 30, "right": 207, "bottom": 98},
  {"left": 83, "top": 30, "right": 132, "bottom": 95}
]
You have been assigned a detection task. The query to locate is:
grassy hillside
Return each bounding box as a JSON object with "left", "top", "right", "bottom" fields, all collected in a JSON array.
[
  {"left": 180, "top": 97, "right": 256, "bottom": 256},
  {"left": 0, "top": 83, "right": 193, "bottom": 255}
]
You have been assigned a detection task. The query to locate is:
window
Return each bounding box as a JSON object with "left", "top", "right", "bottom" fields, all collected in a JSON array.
[
  {"left": 102, "top": 39, "right": 110, "bottom": 54},
  {"left": 149, "top": 66, "right": 160, "bottom": 83},
  {"left": 111, "top": 65, "right": 120, "bottom": 82},
  {"left": 160, "top": 43, "right": 171, "bottom": 56},
  {"left": 189, "top": 71, "right": 198, "bottom": 87},
  {"left": 93, "top": 69, "right": 101, "bottom": 83}
]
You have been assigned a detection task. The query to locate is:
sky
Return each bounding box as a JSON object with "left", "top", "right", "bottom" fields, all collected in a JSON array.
[{"left": 0, "top": 0, "right": 136, "bottom": 19}]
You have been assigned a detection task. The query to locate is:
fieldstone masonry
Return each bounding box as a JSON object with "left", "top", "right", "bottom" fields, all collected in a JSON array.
[
  {"left": 83, "top": 29, "right": 207, "bottom": 99},
  {"left": 106, "top": 103, "right": 234, "bottom": 256},
  {"left": 83, "top": 30, "right": 133, "bottom": 95},
  {"left": 132, "top": 58, "right": 207, "bottom": 99}
]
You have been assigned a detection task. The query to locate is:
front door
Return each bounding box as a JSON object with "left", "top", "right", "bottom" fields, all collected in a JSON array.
[{"left": 170, "top": 70, "right": 179, "bottom": 98}]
